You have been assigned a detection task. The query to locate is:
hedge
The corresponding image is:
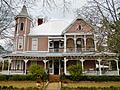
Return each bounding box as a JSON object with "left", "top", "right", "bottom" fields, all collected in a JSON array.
[
  {"left": 61, "top": 75, "right": 120, "bottom": 81},
  {"left": 61, "top": 86, "right": 120, "bottom": 90},
  {"left": 0, "top": 86, "right": 42, "bottom": 90},
  {"left": 0, "top": 75, "right": 37, "bottom": 81}
]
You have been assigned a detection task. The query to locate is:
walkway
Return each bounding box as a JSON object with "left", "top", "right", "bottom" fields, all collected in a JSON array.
[{"left": 45, "top": 82, "right": 61, "bottom": 90}]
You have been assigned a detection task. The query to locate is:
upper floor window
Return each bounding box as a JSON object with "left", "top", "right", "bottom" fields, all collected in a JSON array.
[
  {"left": 49, "top": 41, "right": 54, "bottom": 48},
  {"left": 18, "top": 36, "right": 23, "bottom": 49},
  {"left": 78, "top": 25, "right": 81, "bottom": 30},
  {"left": 59, "top": 42, "right": 64, "bottom": 48},
  {"left": 20, "top": 23, "right": 24, "bottom": 31},
  {"left": 32, "top": 38, "right": 38, "bottom": 51}
]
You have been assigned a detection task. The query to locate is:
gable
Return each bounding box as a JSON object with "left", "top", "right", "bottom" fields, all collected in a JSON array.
[{"left": 64, "top": 19, "right": 94, "bottom": 34}]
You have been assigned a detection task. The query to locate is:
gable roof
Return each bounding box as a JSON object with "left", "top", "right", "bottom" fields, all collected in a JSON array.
[
  {"left": 62, "top": 16, "right": 94, "bottom": 34},
  {"left": 29, "top": 20, "right": 72, "bottom": 36}
]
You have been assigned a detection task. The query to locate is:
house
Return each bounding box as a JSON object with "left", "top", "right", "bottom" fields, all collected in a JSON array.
[{"left": 1, "top": 5, "right": 119, "bottom": 76}]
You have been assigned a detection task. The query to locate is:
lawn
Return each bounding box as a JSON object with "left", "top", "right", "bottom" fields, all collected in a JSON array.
[
  {"left": 0, "top": 81, "right": 44, "bottom": 88},
  {"left": 62, "top": 81, "right": 120, "bottom": 88}
]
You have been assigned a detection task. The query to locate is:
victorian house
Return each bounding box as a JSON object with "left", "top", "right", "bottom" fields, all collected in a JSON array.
[{"left": 1, "top": 5, "right": 119, "bottom": 76}]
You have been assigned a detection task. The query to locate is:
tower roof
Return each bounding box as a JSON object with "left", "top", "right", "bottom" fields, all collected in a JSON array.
[
  {"left": 16, "top": 5, "right": 32, "bottom": 20},
  {"left": 19, "top": 5, "right": 29, "bottom": 16}
]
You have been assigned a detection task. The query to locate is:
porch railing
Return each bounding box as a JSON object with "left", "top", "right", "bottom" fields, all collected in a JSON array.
[{"left": 66, "top": 48, "right": 95, "bottom": 53}]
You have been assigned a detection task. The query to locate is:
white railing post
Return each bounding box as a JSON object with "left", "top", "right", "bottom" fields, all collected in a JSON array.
[
  {"left": 8, "top": 58, "right": 12, "bottom": 75},
  {"left": 80, "top": 58, "right": 85, "bottom": 73},
  {"left": 97, "top": 58, "right": 102, "bottom": 75},
  {"left": 24, "top": 60, "right": 28, "bottom": 75},
  {"left": 84, "top": 35, "right": 86, "bottom": 51},
  {"left": 43, "top": 60, "right": 48, "bottom": 73},
  {"left": 64, "top": 57, "right": 68, "bottom": 75},
  {"left": 115, "top": 60, "right": 119, "bottom": 75}
]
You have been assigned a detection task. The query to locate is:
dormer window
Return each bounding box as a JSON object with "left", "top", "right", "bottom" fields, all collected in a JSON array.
[{"left": 20, "top": 23, "right": 24, "bottom": 31}]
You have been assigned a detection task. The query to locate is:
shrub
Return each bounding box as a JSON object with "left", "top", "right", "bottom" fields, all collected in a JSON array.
[
  {"left": 67, "top": 64, "right": 82, "bottom": 81},
  {"left": 29, "top": 64, "right": 45, "bottom": 80},
  {"left": 63, "top": 75, "right": 120, "bottom": 82}
]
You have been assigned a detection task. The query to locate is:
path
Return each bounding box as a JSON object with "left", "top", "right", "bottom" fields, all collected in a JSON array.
[{"left": 45, "top": 82, "right": 61, "bottom": 90}]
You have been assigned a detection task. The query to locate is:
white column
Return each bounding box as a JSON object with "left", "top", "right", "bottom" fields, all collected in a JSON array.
[
  {"left": 80, "top": 58, "right": 85, "bottom": 73},
  {"left": 64, "top": 57, "right": 68, "bottom": 75},
  {"left": 64, "top": 34, "right": 66, "bottom": 52},
  {"left": 8, "top": 59, "right": 12, "bottom": 75},
  {"left": 59, "top": 60, "right": 61, "bottom": 75},
  {"left": 52, "top": 60, "right": 54, "bottom": 75},
  {"left": 24, "top": 60, "right": 28, "bottom": 75},
  {"left": 115, "top": 60, "right": 119, "bottom": 75},
  {"left": 97, "top": 58, "right": 102, "bottom": 75},
  {"left": 43, "top": 60, "right": 48, "bottom": 73},
  {"left": 84, "top": 35, "right": 86, "bottom": 51},
  {"left": 2, "top": 60, "right": 4, "bottom": 71},
  {"left": 74, "top": 35, "right": 76, "bottom": 52}
]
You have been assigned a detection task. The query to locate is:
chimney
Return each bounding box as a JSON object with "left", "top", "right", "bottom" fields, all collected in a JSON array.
[{"left": 38, "top": 18, "right": 43, "bottom": 25}]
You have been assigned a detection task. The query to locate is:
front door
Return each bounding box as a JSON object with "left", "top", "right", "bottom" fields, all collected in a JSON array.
[{"left": 54, "top": 61, "right": 59, "bottom": 75}]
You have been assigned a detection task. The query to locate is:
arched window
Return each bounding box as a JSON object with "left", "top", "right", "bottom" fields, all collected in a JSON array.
[
  {"left": 86, "top": 38, "right": 94, "bottom": 48},
  {"left": 78, "top": 25, "right": 81, "bottom": 30},
  {"left": 20, "top": 23, "right": 24, "bottom": 30}
]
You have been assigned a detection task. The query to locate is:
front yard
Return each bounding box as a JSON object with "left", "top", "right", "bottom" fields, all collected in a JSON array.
[{"left": 62, "top": 81, "right": 120, "bottom": 88}]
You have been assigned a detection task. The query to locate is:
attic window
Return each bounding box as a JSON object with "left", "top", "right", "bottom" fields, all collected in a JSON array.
[
  {"left": 78, "top": 25, "right": 81, "bottom": 30},
  {"left": 20, "top": 23, "right": 24, "bottom": 31}
]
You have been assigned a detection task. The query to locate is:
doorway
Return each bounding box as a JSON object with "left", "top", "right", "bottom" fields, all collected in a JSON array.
[{"left": 54, "top": 61, "right": 59, "bottom": 75}]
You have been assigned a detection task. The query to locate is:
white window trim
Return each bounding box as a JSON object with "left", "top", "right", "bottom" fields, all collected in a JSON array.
[
  {"left": 49, "top": 41, "right": 54, "bottom": 48},
  {"left": 18, "top": 36, "right": 23, "bottom": 49},
  {"left": 32, "top": 38, "right": 38, "bottom": 51}
]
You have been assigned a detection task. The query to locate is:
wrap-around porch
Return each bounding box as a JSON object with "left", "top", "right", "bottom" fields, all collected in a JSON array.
[{"left": 0, "top": 52, "right": 119, "bottom": 76}]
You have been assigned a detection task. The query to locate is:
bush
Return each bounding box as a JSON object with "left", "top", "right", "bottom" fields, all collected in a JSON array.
[
  {"left": 67, "top": 64, "right": 82, "bottom": 81},
  {"left": 29, "top": 64, "right": 45, "bottom": 80},
  {"left": 62, "top": 75, "right": 120, "bottom": 82}
]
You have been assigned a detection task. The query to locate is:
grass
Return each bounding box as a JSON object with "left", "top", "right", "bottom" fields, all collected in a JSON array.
[
  {"left": 62, "top": 81, "right": 120, "bottom": 88},
  {"left": 0, "top": 81, "right": 44, "bottom": 88}
]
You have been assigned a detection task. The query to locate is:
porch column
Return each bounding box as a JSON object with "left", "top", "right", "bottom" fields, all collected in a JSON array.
[
  {"left": 97, "top": 58, "right": 102, "bottom": 75},
  {"left": 64, "top": 34, "right": 66, "bottom": 52},
  {"left": 80, "top": 58, "right": 85, "bottom": 73},
  {"left": 8, "top": 58, "right": 12, "bottom": 75},
  {"left": 74, "top": 35, "right": 76, "bottom": 52},
  {"left": 94, "top": 34, "right": 97, "bottom": 51},
  {"left": 115, "top": 60, "right": 119, "bottom": 75},
  {"left": 2, "top": 60, "right": 4, "bottom": 71},
  {"left": 43, "top": 60, "right": 48, "bottom": 73},
  {"left": 24, "top": 60, "right": 28, "bottom": 75},
  {"left": 84, "top": 35, "right": 86, "bottom": 51},
  {"left": 64, "top": 57, "right": 68, "bottom": 75}
]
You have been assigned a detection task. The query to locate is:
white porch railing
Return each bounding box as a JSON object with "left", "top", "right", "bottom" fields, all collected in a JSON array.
[
  {"left": 0, "top": 70, "right": 25, "bottom": 75},
  {"left": 66, "top": 48, "right": 95, "bottom": 53},
  {"left": 84, "top": 70, "right": 119, "bottom": 76}
]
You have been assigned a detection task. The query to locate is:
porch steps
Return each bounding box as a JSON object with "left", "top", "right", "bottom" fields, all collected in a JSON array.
[{"left": 49, "top": 75, "right": 60, "bottom": 82}]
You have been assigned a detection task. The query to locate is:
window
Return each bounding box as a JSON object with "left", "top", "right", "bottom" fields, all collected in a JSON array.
[
  {"left": 20, "top": 23, "right": 24, "bottom": 30},
  {"left": 59, "top": 42, "right": 64, "bottom": 48},
  {"left": 49, "top": 41, "right": 53, "bottom": 48},
  {"left": 32, "top": 38, "right": 38, "bottom": 51},
  {"left": 18, "top": 36, "right": 23, "bottom": 49}
]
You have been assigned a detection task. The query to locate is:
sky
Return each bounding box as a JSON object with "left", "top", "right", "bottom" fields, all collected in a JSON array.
[{"left": 0, "top": 0, "right": 88, "bottom": 49}]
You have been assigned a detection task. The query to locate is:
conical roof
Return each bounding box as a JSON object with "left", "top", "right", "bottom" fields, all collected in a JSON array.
[
  {"left": 18, "top": 5, "right": 29, "bottom": 16},
  {"left": 16, "top": 5, "right": 31, "bottom": 20}
]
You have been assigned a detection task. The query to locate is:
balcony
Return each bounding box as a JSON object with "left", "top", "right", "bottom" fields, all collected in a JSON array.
[{"left": 66, "top": 48, "right": 95, "bottom": 53}]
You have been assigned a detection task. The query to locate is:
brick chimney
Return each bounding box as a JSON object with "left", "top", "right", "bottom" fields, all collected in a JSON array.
[{"left": 38, "top": 18, "right": 43, "bottom": 25}]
